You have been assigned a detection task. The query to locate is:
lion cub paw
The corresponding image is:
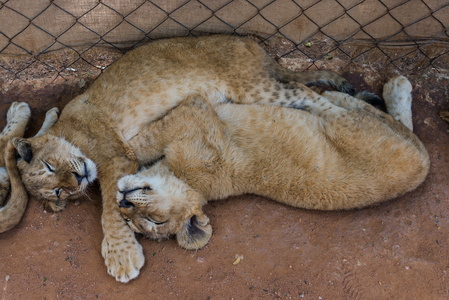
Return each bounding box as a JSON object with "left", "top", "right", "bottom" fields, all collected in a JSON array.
[
  {"left": 102, "top": 235, "right": 145, "bottom": 283},
  {"left": 35, "top": 107, "right": 60, "bottom": 137},
  {"left": 382, "top": 76, "right": 413, "bottom": 131},
  {"left": 6, "top": 102, "right": 31, "bottom": 124},
  {"left": 45, "top": 107, "right": 60, "bottom": 123}
]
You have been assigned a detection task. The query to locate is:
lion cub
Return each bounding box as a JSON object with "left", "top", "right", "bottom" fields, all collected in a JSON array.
[{"left": 115, "top": 76, "right": 429, "bottom": 250}]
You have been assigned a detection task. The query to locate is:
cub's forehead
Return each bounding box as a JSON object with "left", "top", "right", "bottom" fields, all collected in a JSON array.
[
  {"left": 57, "top": 138, "right": 85, "bottom": 156},
  {"left": 117, "top": 173, "right": 165, "bottom": 191},
  {"left": 35, "top": 136, "right": 85, "bottom": 158},
  {"left": 117, "top": 174, "right": 144, "bottom": 191}
]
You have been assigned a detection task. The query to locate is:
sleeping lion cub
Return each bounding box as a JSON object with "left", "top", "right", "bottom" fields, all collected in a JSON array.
[{"left": 116, "top": 76, "right": 429, "bottom": 251}]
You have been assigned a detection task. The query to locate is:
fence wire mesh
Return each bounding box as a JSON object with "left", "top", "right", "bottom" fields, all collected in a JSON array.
[{"left": 0, "top": 0, "right": 448, "bottom": 82}]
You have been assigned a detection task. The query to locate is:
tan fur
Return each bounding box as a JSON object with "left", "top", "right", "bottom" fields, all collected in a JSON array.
[
  {"left": 3, "top": 35, "right": 353, "bottom": 283},
  {"left": 0, "top": 102, "right": 31, "bottom": 231},
  {"left": 117, "top": 76, "right": 429, "bottom": 252},
  {"left": 0, "top": 104, "right": 60, "bottom": 232}
]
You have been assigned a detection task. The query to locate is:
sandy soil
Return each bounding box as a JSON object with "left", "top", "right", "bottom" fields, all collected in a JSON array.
[{"left": 0, "top": 48, "right": 449, "bottom": 299}]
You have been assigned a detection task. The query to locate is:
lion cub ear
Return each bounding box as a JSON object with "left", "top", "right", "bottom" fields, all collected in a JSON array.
[
  {"left": 176, "top": 212, "right": 212, "bottom": 250},
  {"left": 12, "top": 138, "right": 33, "bottom": 163}
]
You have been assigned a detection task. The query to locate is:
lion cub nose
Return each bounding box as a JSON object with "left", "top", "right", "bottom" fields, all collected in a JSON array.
[
  {"left": 73, "top": 172, "right": 86, "bottom": 185},
  {"left": 119, "top": 199, "right": 135, "bottom": 208}
]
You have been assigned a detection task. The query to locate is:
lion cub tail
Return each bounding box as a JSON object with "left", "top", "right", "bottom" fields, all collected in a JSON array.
[
  {"left": 0, "top": 139, "right": 29, "bottom": 233},
  {"left": 265, "top": 55, "right": 355, "bottom": 95}
]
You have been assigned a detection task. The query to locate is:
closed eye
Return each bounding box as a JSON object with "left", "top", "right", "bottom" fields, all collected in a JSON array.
[
  {"left": 146, "top": 217, "right": 166, "bottom": 225},
  {"left": 42, "top": 160, "right": 55, "bottom": 172}
]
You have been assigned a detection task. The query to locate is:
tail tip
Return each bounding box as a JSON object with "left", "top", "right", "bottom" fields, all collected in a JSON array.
[
  {"left": 355, "top": 91, "right": 384, "bottom": 107},
  {"left": 335, "top": 80, "right": 355, "bottom": 96}
]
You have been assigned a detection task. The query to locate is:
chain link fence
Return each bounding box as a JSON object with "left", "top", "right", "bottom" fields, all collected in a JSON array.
[{"left": 0, "top": 0, "right": 448, "bottom": 81}]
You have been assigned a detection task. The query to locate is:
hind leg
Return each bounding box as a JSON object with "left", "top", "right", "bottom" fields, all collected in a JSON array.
[
  {"left": 319, "top": 90, "right": 392, "bottom": 122},
  {"left": 285, "top": 80, "right": 383, "bottom": 112},
  {"left": 299, "top": 78, "right": 413, "bottom": 130},
  {"left": 225, "top": 66, "right": 350, "bottom": 113},
  {"left": 278, "top": 83, "right": 348, "bottom": 118},
  {"left": 230, "top": 79, "right": 348, "bottom": 118},
  {"left": 382, "top": 76, "right": 413, "bottom": 131},
  {"left": 260, "top": 49, "right": 354, "bottom": 95}
]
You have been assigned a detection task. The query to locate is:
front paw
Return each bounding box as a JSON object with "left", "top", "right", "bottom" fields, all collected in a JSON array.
[{"left": 102, "top": 234, "right": 145, "bottom": 283}]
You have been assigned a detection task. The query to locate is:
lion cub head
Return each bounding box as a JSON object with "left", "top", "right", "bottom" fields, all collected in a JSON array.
[
  {"left": 13, "top": 134, "right": 97, "bottom": 212},
  {"left": 116, "top": 161, "right": 212, "bottom": 250}
]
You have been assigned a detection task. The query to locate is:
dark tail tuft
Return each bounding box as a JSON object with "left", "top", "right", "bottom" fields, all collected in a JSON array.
[
  {"left": 355, "top": 91, "right": 384, "bottom": 106},
  {"left": 331, "top": 79, "right": 355, "bottom": 96}
]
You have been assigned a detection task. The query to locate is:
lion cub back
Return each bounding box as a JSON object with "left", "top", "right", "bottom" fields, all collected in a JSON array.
[{"left": 213, "top": 102, "right": 428, "bottom": 210}]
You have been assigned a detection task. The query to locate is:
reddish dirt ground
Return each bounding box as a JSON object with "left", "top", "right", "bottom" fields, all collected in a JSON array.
[{"left": 0, "top": 52, "right": 449, "bottom": 299}]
